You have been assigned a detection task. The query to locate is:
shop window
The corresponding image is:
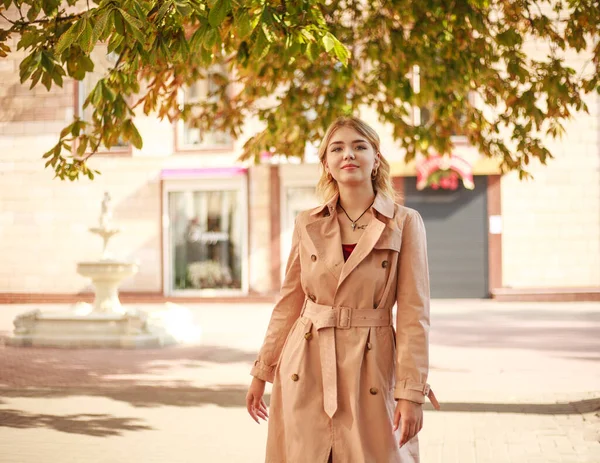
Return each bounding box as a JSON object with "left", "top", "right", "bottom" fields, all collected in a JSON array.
[{"left": 166, "top": 184, "right": 245, "bottom": 293}]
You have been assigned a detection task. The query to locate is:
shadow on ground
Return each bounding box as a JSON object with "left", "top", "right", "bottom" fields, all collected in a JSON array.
[
  {"left": 0, "top": 344, "right": 257, "bottom": 388},
  {"left": 0, "top": 409, "right": 152, "bottom": 437},
  {"left": 0, "top": 385, "right": 269, "bottom": 409},
  {"left": 0, "top": 385, "right": 597, "bottom": 416}
]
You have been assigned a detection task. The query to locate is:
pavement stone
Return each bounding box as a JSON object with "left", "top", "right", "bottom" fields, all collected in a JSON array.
[{"left": 0, "top": 300, "right": 598, "bottom": 463}]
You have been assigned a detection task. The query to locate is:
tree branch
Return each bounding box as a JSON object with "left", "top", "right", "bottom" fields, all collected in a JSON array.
[
  {"left": 11, "top": 12, "right": 85, "bottom": 27},
  {"left": 0, "top": 12, "right": 16, "bottom": 25}
]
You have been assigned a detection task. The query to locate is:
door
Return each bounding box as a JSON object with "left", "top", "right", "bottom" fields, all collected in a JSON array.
[{"left": 403, "top": 176, "right": 489, "bottom": 298}]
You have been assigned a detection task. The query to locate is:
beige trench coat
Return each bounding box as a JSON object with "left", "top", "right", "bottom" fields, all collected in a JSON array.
[{"left": 251, "top": 191, "right": 434, "bottom": 463}]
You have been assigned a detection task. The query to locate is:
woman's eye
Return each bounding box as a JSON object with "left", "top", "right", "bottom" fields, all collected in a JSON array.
[
  {"left": 331, "top": 147, "right": 341, "bottom": 152},
  {"left": 356, "top": 145, "right": 367, "bottom": 150}
]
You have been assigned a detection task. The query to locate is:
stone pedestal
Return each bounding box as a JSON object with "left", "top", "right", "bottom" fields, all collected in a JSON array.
[
  {"left": 8, "top": 308, "right": 167, "bottom": 348},
  {"left": 77, "top": 261, "right": 137, "bottom": 314}
]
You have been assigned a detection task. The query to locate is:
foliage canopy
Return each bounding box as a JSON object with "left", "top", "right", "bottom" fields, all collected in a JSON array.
[{"left": 0, "top": 0, "right": 598, "bottom": 180}]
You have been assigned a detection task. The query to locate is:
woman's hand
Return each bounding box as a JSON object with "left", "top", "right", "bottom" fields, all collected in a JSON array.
[
  {"left": 393, "top": 399, "right": 423, "bottom": 447},
  {"left": 246, "top": 377, "right": 269, "bottom": 424}
]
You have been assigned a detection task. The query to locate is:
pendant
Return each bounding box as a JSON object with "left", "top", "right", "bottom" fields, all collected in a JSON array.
[{"left": 351, "top": 222, "right": 356, "bottom": 231}]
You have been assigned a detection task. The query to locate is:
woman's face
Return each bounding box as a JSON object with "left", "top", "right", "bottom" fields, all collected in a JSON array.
[{"left": 325, "top": 126, "right": 379, "bottom": 187}]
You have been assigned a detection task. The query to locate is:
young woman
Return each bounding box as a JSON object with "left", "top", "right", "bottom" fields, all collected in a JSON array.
[{"left": 246, "top": 116, "right": 440, "bottom": 462}]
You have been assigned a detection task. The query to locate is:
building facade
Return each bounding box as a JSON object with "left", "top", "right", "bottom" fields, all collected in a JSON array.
[{"left": 0, "top": 38, "right": 598, "bottom": 302}]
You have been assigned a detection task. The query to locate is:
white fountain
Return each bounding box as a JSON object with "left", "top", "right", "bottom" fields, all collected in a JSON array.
[{"left": 9, "top": 192, "right": 166, "bottom": 348}]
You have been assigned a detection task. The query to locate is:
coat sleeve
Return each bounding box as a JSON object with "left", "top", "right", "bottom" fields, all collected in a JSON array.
[
  {"left": 250, "top": 216, "right": 305, "bottom": 383},
  {"left": 393, "top": 209, "right": 432, "bottom": 404}
]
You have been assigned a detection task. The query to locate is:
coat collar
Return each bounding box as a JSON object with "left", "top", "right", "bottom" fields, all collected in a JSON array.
[
  {"left": 305, "top": 190, "right": 397, "bottom": 294},
  {"left": 309, "top": 191, "right": 395, "bottom": 219}
]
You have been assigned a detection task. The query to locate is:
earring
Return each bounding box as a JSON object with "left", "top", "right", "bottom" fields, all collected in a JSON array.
[{"left": 371, "top": 165, "right": 378, "bottom": 178}]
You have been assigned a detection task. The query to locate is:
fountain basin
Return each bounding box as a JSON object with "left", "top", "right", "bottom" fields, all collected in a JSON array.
[
  {"left": 77, "top": 261, "right": 138, "bottom": 314},
  {"left": 8, "top": 308, "right": 167, "bottom": 348}
]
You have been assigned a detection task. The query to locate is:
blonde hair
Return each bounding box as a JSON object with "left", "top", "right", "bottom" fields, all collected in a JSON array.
[{"left": 315, "top": 116, "right": 398, "bottom": 204}]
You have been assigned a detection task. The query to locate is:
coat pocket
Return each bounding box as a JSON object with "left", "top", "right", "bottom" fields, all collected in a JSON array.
[
  {"left": 372, "top": 326, "right": 396, "bottom": 392},
  {"left": 277, "top": 317, "right": 309, "bottom": 377}
]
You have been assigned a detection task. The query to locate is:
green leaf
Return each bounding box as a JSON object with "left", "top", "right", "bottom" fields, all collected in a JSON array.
[
  {"left": 208, "top": 0, "right": 231, "bottom": 28},
  {"left": 76, "top": 137, "right": 88, "bottom": 156},
  {"left": 19, "top": 53, "right": 36, "bottom": 83},
  {"left": 253, "top": 28, "right": 270, "bottom": 60},
  {"left": 175, "top": 0, "right": 192, "bottom": 17},
  {"left": 328, "top": 34, "right": 349, "bottom": 65},
  {"left": 55, "top": 20, "right": 83, "bottom": 55},
  {"left": 40, "top": 51, "right": 55, "bottom": 73},
  {"left": 100, "top": 81, "right": 116, "bottom": 102},
  {"left": 41, "top": 71, "right": 53, "bottom": 91},
  {"left": 236, "top": 8, "right": 253, "bottom": 39},
  {"left": 27, "top": 3, "right": 41, "bottom": 22},
  {"left": 92, "top": 11, "right": 111, "bottom": 44},
  {"left": 78, "top": 18, "right": 93, "bottom": 53},
  {"left": 156, "top": 0, "right": 173, "bottom": 22},
  {"left": 117, "top": 8, "right": 146, "bottom": 42},
  {"left": 204, "top": 27, "right": 218, "bottom": 49},
  {"left": 41, "top": 0, "right": 60, "bottom": 16},
  {"left": 29, "top": 68, "right": 43, "bottom": 89},
  {"left": 114, "top": 10, "right": 125, "bottom": 35},
  {"left": 128, "top": 121, "right": 143, "bottom": 148},
  {"left": 190, "top": 24, "right": 208, "bottom": 49},
  {"left": 117, "top": 8, "right": 145, "bottom": 32},
  {"left": 17, "top": 30, "right": 39, "bottom": 50},
  {"left": 107, "top": 34, "right": 124, "bottom": 55},
  {"left": 322, "top": 32, "right": 335, "bottom": 53},
  {"left": 51, "top": 67, "right": 64, "bottom": 86}
]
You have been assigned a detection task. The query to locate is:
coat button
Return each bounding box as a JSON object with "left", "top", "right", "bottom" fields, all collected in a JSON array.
[
  {"left": 304, "top": 332, "right": 313, "bottom": 340},
  {"left": 311, "top": 254, "right": 317, "bottom": 262},
  {"left": 291, "top": 374, "right": 299, "bottom": 381},
  {"left": 366, "top": 342, "right": 372, "bottom": 350},
  {"left": 308, "top": 294, "right": 316, "bottom": 302},
  {"left": 370, "top": 387, "right": 378, "bottom": 395},
  {"left": 382, "top": 260, "right": 389, "bottom": 268}
]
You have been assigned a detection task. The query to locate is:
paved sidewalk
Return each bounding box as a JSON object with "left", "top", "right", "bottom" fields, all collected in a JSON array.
[{"left": 0, "top": 300, "right": 599, "bottom": 463}]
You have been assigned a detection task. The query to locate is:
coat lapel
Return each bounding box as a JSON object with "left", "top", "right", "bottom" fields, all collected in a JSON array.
[
  {"left": 305, "top": 208, "right": 345, "bottom": 282},
  {"left": 305, "top": 191, "right": 396, "bottom": 291}
]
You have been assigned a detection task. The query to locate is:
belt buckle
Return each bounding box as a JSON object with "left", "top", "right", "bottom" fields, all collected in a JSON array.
[{"left": 337, "top": 307, "right": 351, "bottom": 329}]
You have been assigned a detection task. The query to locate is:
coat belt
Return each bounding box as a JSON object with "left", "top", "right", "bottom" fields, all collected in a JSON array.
[{"left": 301, "top": 298, "right": 391, "bottom": 418}]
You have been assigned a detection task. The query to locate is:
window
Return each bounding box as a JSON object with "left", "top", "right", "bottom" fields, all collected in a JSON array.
[
  {"left": 163, "top": 174, "right": 247, "bottom": 294},
  {"left": 411, "top": 65, "right": 470, "bottom": 140},
  {"left": 176, "top": 68, "right": 232, "bottom": 150},
  {"left": 77, "top": 47, "right": 129, "bottom": 151}
]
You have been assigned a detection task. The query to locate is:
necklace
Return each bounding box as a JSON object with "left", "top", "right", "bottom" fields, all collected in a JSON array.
[{"left": 338, "top": 199, "right": 375, "bottom": 231}]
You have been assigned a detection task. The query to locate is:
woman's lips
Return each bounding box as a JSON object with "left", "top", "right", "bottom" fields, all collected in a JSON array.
[{"left": 342, "top": 165, "right": 358, "bottom": 170}]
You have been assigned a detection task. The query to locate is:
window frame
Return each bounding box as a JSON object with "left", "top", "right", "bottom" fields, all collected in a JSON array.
[
  {"left": 161, "top": 172, "right": 249, "bottom": 296},
  {"left": 174, "top": 67, "right": 235, "bottom": 153},
  {"left": 410, "top": 64, "right": 472, "bottom": 146}
]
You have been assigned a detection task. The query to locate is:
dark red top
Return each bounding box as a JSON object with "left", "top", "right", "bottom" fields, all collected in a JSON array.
[{"left": 342, "top": 243, "right": 357, "bottom": 262}]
